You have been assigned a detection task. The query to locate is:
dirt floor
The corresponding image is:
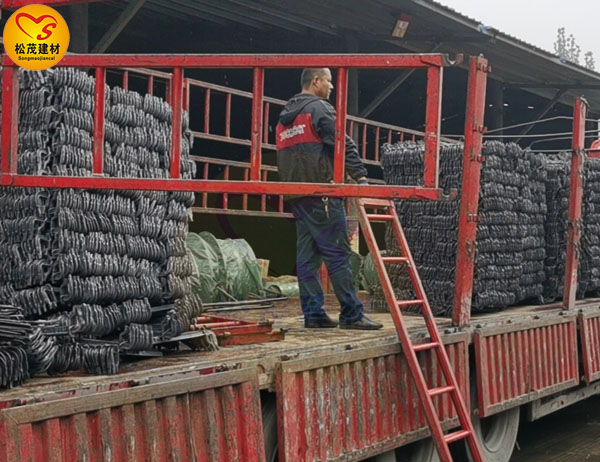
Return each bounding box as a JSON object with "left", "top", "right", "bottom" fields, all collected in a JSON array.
[{"left": 510, "top": 396, "right": 600, "bottom": 462}]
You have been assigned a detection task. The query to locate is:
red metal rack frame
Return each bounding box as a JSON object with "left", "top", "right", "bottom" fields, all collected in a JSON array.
[
  {"left": 1, "top": 53, "right": 455, "bottom": 201},
  {"left": 563, "top": 97, "right": 588, "bottom": 309},
  {"left": 0, "top": 53, "right": 492, "bottom": 327}
]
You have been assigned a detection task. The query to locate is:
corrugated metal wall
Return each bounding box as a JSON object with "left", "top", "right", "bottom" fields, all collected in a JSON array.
[
  {"left": 474, "top": 313, "right": 579, "bottom": 417},
  {"left": 276, "top": 336, "right": 468, "bottom": 462},
  {"left": 0, "top": 368, "right": 265, "bottom": 462},
  {"left": 579, "top": 308, "right": 600, "bottom": 383}
]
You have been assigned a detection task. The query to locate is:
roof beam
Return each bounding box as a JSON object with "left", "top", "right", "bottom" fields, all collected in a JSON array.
[
  {"left": 385, "top": 35, "right": 490, "bottom": 44},
  {"left": 509, "top": 82, "right": 600, "bottom": 90},
  {"left": 92, "top": 0, "right": 146, "bottom": 53},
  {"left": 515, "top": 88, "right": 567, "bottom": 141},
  {"left": 141, "top": 3, "right": 230, "bottom": 27},
  {"left": 360, "top": 43, "right": 442, "bottom": 118},
  {"left": 168, "top": 0, "right": 269, "bottom": 30},
  {"left": 404, "top": 0, "right": 600, "bottom": 81},
  {"left": 223, "top": 0, "right": 337, "bottom": 35}
]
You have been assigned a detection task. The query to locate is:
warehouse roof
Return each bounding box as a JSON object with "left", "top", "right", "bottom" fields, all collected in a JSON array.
[{"left": 91, "top": 0, "right": 600, "bottom": 110}]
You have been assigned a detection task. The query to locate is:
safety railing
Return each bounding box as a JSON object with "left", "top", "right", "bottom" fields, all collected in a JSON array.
[
  {"left": 100, "top": 63, "right": 457, "bottom": 217},
  {"left": 0, "top": 53, "right": 493, "bottom": 325},
  {"left": 1, "top": 54, "right": 458, "bottom": 202}
]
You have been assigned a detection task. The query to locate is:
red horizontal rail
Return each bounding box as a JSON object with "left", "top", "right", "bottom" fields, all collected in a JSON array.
[
  {"left": 2, "top": 53, "right": 458, "bottom": 69},
  {"left": 0, "top": 174, "right": 447, "bottom": 199}
]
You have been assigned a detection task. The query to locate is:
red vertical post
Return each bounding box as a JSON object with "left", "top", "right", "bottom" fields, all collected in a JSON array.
[
  {"left": 563, "top": 97, "right": 588, "bottom": 309},
  {"left": 333, "top": 68, "right": 348, "bottom": 184},
  {"left": 147, "top": 75, "right": 154, "bottom": 95},
  {"left": 453, "top": 56, "right": 489, "bottom": 327},
  {"left": 170, "top": 67, "right": 183, "bottom": 179},
  {"left": 263, "top": 102, "right": 270, "bottom": 143},
  {"left": 223, "top": 165, "right": 230, "bottom": 210},
  {"left": 225, "top": 93, "right": 232, "bottom": 138},
  {"left": 424, "top": 66, "right": 442, "bottom": 188},
  {"left": 375, "top": 126, "right": 380, "bottom": 162},
  {"left": 242, "top": 169, "right": 249, "bottom": 210},
  {"left": 122, "top": 71, "right": 128, "bottom": 90},
  {"left": 261, "top": 170, "right": 268, "bottom": 211},
  {"left": 204, "top": 89, "right": 211, "bottom": 133},
  {"left": 183, "top": 79, "right": 190, "bottom": 111},
  {"left": 1, "top": 67, "right": 19, "bottom": 178},
  {"left": 202, "top": 163, "right": 209, "bottom": 207},
  {"left": 93, "top": 67, "right": 106, "bottom": 175},
  {"left": 250, "top": 68, "right": 264, "bottom": 181},
  {"left": 361, "top": 124, "right": 367, "bottom": 159}
]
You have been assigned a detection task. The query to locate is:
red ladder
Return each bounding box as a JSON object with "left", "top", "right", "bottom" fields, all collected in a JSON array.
[{"left": 355, "top": 198, "right": 484, "bottom": 462}]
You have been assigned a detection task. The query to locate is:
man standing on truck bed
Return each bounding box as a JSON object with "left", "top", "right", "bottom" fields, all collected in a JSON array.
[{"left": 276, "top": 68, "right": 383, "bottom": 330}]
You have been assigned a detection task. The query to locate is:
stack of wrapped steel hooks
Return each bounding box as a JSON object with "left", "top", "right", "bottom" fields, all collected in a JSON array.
[
  {"left": 0, "top": 67, "right": 201, "bottom": 380},
  {"left": 541, "top": 154, "right": 570, "bottom": 301},
  {"left": 381, "top": 141, "right": 548, "bottom": 315},
  {"left": 580, "top": 157, "right": 600, "bottom": 296}
]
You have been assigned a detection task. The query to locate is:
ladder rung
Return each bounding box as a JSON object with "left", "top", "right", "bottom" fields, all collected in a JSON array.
[
  {"left": 397, "top": 299, "right": 423, "bottom": 308},
  {"left": 366, "top": 214, "right": 394, "bottom": 222},
  {"left": 413, "top": 342, "right": 439, "bottom": 352},
  {"left": 444, "top": 430, "right": 472, "bottom": 444},
  {"left": 361, "top": 199, "right": 392, "bottom": 208},
  {"left": 428, "top": 385, "right": 455, "bottom": 397},
  {"left": 381, "top": 257, "right": 408, "bottom": 264}
]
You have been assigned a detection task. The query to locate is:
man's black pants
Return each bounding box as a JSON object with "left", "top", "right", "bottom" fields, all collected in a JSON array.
[{"left": 290, "top": 197, "right": 364, "bottom": 325}]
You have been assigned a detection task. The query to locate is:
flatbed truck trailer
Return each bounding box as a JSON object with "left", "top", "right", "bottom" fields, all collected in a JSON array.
[{"left": 0, "top": 49, "right": 598, "bottom": 462}]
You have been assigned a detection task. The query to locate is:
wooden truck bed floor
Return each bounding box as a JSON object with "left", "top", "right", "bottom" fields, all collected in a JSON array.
[{"left": 1, "top": 295, "right": 598, "bottom": 404}]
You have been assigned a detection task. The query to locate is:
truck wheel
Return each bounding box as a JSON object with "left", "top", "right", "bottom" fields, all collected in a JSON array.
[
  {"left": 368, "top": 438, "right": 440, "bottom": 462},
  {"left": 470, "top": 405, "right": 520, "bottom": 462},
  {"left": 469, "top": 377, "right": 520, "bottom": 462},
  {"left": 262, "top": 396, "right": 278, "bottom": 462},
  {"left": 395, "top": 438, "right": 440, "bottom": 462}
]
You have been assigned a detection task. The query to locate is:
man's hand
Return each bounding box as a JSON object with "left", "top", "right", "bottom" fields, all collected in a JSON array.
[{"left": 357, "top": 177, "right": 368, "bottom": 185}]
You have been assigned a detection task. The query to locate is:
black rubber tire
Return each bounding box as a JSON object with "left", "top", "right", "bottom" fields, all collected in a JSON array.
[
  {"left": 395, "top": 438, "right": 440, "bottom": 462},
  {"left": 470, "top": 405, "right": 520, "bottom": 462},
  {"left": 262, "top": 395, "right": 278, "bottom": 462},
  {"left": 368, "top": 439, "right": 440, "bottom": 462},
  {"left": 469, "top": 377, "right": 520, "bottom": 462}
]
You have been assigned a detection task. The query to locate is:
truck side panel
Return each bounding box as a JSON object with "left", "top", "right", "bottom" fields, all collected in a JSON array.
[
  {"left": 0, "top": 369, "right": 265, "bottom": 462},
  {"left": 276, "top": 335, "right": 468, "bottom": 462},
  {"left": 474, "top": 313, "right": 579, "bottom": 417},
  {"left": 579, "top": 307, "right": 600, "bottom": 383}
]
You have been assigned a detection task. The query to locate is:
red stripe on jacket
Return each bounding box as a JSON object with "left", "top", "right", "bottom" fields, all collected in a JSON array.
[{"left": 276, "top": 113, "right": 322, "bottom": 150}]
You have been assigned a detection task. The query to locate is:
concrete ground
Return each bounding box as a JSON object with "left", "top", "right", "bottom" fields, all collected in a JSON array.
[{"left": 510, "top": 396, "right": 600, "bottom": 461}]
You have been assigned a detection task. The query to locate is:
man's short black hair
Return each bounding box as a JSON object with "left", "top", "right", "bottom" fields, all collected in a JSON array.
[{"left": 301, "top": 68, "right": 328, "bottom": 89}]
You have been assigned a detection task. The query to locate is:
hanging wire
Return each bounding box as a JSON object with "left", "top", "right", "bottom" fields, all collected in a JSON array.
[
  {"left": 528, "top": 133, "right": 600, "bottom": 149},
  {"left": 442, "top": 115, "right": 600, "bottom": 139},
  {"left": 485, "top": 116, "right": 574, "bottom": 134}
]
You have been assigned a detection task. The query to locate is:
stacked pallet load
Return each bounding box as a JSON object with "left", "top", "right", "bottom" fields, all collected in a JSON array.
[
  {"left": 541, "top": 154, "right": 570, "bottom": 301},
  {"left": 380, "top": 140, "right": 547, "bottom": 315},
  {"left": 580, "top": 156, "right": 600, "bottom": 296},
  {"left": 0, "top": 68, "right": 199, "bottom": 377}
]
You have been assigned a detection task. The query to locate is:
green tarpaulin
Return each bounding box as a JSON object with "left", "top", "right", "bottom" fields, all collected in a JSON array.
[{"left": 187, "top": 232, "right": 263, "bottom": 303}]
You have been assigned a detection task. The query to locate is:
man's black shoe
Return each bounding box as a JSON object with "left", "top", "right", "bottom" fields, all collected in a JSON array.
[
  {"left": 339, "top": 316, "right": 383, "bottom": 330},
  {"left": 305, "top": 316, "right": 339, "bottom": 328}
]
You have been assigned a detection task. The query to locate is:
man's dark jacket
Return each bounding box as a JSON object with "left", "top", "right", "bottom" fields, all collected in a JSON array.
[{"left": 276, "top": 93, "right": 367, "bottom": 184}]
